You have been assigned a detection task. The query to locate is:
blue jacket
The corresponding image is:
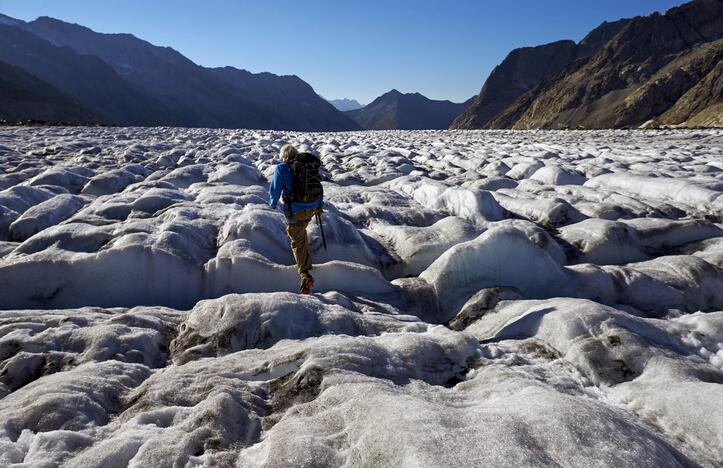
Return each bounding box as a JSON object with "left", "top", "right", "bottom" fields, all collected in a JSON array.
[{"left": 269, "top": 163, "right": 323, "bottom": 215}]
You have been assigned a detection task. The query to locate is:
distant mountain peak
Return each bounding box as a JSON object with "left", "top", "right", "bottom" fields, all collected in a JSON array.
[
  {"left": 33, "top": 16, "right": 88, "bottom": 31},
  {"left": 327, "top": 98, "right": 364, "bottom": 112},
  {"left": 347, "top": 90, "right": 473, "bottom": 130}
]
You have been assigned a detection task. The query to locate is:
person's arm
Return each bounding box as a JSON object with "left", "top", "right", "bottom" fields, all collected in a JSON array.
[{"left": 268, "top": 165, "right": 283, "bottom": 208}]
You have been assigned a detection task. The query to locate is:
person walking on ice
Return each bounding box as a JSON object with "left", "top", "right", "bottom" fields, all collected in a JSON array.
[{"left": 269, "top": 144, "right": 325, "bottom": 294}]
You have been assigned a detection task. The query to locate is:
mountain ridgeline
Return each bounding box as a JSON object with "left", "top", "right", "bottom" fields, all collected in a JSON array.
[
  {"left": 328, "top": 99, "right": 364, "bottom": 112},
  {"left": 0, "top": 0, "right": 721, "bottom": 130},
  {"left": 452, "top": 0, "right": 723, "bottom": 129},
  {"left": 0, "top": 14, "right": 359, "bottom": 130},
  {"left": 346, "top": 90, "right": 474, "bottom": 130}
]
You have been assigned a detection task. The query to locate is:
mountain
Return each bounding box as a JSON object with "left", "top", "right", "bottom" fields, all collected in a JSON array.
[
  {"left": 346, "top": 90, "right": 473, "bottom": 130},
  {"left": 0, "top": 59, "right": 96, "bottom": 123},
  {"left": 656, "top": 46, "right": 723, "bottom": 127},
  {"left": 453, "top": 0, "right": 723, "bottom": 129},
  {"left": 0, "top": 23, "right": 174, "bottom": 125},
  {"left": 450, "top": 19, "right": 630, "bottom": 130},
  {"left": 210, "top": 67, "right": 359, "bottom": 130},
  {"left": 0, "top": 14, "right": 359, "bottom": 130},
  {"left": 450, "top": 40, "right": 580, "bottom": 130},
  {"left": 328, "top": 98, "right": 364, "bottom": 111}
]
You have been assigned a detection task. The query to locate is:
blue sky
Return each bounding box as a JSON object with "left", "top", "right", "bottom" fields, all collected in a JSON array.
[{"left": 0, "top": 0, "right": 684, "bottom": 103}]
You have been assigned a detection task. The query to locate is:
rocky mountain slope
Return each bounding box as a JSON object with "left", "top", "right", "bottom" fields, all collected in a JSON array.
[
  {"left": 347, "top": 89, "right": 473, "bottom": 129},
  {"left": 658, "top": 48, "right": 723, "bottom": 127},
  {"left": 0, "top": 14, "right": 359, "bottom": 130},
  {"left": 450, "top": 20, "right": 630, "bottom": 130},
  {"left": 453, "top": 0, "right": 723, "bottom": 129}
]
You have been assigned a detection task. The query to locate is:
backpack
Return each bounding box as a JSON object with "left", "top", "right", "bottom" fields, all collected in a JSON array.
[{"left": 285, "top": 152, "right": 323, "bottom": 203}]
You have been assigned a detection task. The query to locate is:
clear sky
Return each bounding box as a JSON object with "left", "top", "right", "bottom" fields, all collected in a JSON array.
[{"left": 0, "top": 0, "right": 684, "bottom": 104}]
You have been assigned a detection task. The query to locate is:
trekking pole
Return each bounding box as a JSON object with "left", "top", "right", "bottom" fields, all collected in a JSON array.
[{"left": 316, "top": 211, "right": 327, "bottom": 251}]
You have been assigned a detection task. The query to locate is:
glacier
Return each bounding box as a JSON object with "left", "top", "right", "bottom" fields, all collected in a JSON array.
[{"left": 0, "top": 126, "right": 721, "bottom": 467}]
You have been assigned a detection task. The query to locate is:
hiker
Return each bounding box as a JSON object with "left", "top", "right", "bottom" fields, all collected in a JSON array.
[{"left": 269, "top": 144, "right": 324, "bottom": 294}]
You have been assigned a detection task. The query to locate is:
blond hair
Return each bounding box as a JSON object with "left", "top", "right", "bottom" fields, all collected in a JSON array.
[{"left": 280, "top": 144, "right": 299, "bottom": 163}]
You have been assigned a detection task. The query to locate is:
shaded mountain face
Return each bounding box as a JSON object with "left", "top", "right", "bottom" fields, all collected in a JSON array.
[
  {"left": 0, "top": 24, "right": 174, "bottom": 125},
  {"left": 347, "top": 90, "right": 473, "bottom": 130},
  {"left": 0, "top": 13, "right": 23, "bottom": 27},
  {"left": 454, "top": 0, "right": 723, "bottom": 129},
  {"left": 0, "top": 14, "right": 358, "bottom": 130},
  {"left": 0, "top": 60, "right": 96, "bottom": 123},
  {"left": 210, "top": 67, "right": 361, "bottom": 131},
  {"left": 328, "top": 99, "right": 364, "bottom": 111}
]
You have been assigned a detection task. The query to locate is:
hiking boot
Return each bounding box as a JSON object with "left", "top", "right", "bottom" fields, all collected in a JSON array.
[{"left": 300, "top": 273, "right": 314, "bottom": 295}]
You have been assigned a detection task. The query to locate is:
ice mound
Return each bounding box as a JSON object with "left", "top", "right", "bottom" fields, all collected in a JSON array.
[
  {"left": 0, "top": 306, "right": 181, "bottom": 396},
  {"left": 463, "top": 298, "right": 723, "bottom": 465},
  {"left": 557, "top": 218, "right": 723, "bottom": 265},
  {"left": 131, "top": 187, "right": 194, "bottom": 214},
  {"left": 412, "top": 183, "right": 506, "bottom": 222},
  {"left": 465, "top": 298, "right": 690, "bottom": 384},
  {"left": 586, "top": 173, "right": 723, "bottom": 218},
  {"left": 239, "top": 369, "right": 692, "bottom": 467},
  {"left": 506, "top": 161, "right": 544, "bottom": 179},
  {"left": 0, "top": 360, "right": 150, "bottom": 435},
  {"left": 373, "top": 216, "right": 481, "bottom": 277},
  {"left": 218, "top": 206, "right": 382, "bottom": 268},
  {"left": 171, "top": 292, "right": 426, "bottom": 364},
  {"left": 0, "top": 246, "right": 202, "bottom": 309},
  {"left": 8, "top": 194, "right": 87, "bottom": 241},
  {"left": 494, "top": 192, "right": 586, "bottom": 228},
  {"left": 326, "top": 183, "right": 442, "bottom": 227},
  {"left": 625, "top": 255, "right": 723, "bottom": 311},
  {"left": 15, "top": 327, "right": 475, "bottom": 466},
  {"left": 82, "top": 167, "right": 144, "bottom": 196},
  {"left": 0, "top": 186, "right": 56, "bottom": 220},
  {"left": 207, "top": 162, "right": 266, "bottom": 186},
  {"left": 27, "top": 166, "right": 93, "bottom": 194},
  {"left": 529, "top": 164, "right": 586, "bottom": 185},
  {"left": 205, "top": 253, "right": 397, "bottom": 299},
  {"left": 420, "top": 226, "right": 569, "bottom": 314},
  {"left": 159, "top": 164, "right": 211, "bottom": 189},
  {"left": 0, "top": 127, "right": 721, "bottom": 466}
]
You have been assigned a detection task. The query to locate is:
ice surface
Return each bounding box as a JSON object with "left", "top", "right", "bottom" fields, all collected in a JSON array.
[
  {"left": 0, "top": 127, "right": 721, "bottom": 466},
  {"left": 8, "top": 193, "right": 87, "bottom": 241}
]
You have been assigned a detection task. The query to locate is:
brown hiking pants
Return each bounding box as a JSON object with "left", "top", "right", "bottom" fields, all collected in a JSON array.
[{"left": 286, "top": 208, "right": 315, "bottom": 279}]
